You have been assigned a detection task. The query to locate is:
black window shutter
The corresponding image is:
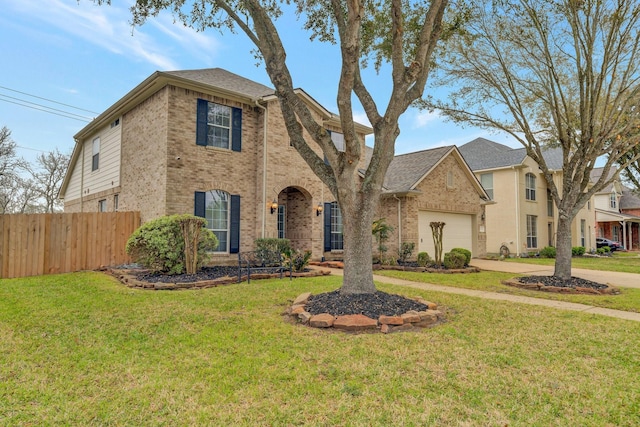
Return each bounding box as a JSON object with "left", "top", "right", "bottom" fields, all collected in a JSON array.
[
  {"left": 231, "top": 107, "right": 242, "bottom": 152},
  {"left": 194, "top": 191, "right": 206, "bottom": 218},
  {"left": 196, "top": 99, "right": 208, "bottom": 146},
  {"left": 323, "top": 202, "right": 332, "bottom": 252},
  {"left": 229, "top": 195, "right": 241, "bottom": 253}
]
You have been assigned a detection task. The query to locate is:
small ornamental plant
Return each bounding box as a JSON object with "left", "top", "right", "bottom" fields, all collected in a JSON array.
[{"left": 126, "top": 214, "right": 218, "bottom": 275}]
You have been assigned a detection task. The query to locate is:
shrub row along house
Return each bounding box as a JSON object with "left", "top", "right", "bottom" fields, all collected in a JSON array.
[
  {"left": 61, "top": 68, "right": 626, "bottom": 262},
  {"left": 59, "top": 68, "right": 490, "bottom": 263}
]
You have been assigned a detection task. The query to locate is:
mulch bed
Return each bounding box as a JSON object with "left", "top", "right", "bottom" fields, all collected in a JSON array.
[
  {"left": 305, "top": 290, "right": 430, "bottom": 319},
  {"left": 504, "top": 275, "right": 620, "bottom": 295}
]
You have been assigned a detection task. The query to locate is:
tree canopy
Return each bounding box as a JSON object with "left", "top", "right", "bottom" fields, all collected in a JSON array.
[{"left": 95, "top": 0, "right": 450, "bottom": 293}]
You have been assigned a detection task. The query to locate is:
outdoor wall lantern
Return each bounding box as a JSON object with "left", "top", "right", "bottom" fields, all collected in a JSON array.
[
  {"left": 316, "top": 204, "right": 324, "bottom": 216},
  {"left": 270, "top": 200, "right": 278, "bottom": 215}
]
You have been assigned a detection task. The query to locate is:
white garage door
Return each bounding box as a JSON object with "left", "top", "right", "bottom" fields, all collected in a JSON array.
[{"left": 418, "top": 211, "right": 473, "bottom": 256}]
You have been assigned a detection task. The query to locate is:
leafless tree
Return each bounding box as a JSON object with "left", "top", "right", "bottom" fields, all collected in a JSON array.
[{"left": 431, "top": 0, "right": 640, "bottom": 279}]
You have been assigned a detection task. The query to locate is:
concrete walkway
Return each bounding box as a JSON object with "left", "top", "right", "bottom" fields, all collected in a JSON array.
[
  {"left": 316, "top": 265, "right": 640, "bottom": 322},
  {"left": 470, "top": 258, "right": 640, "bottom": 289}
]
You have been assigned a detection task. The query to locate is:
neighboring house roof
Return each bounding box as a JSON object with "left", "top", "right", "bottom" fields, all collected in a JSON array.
[
  {"left": 590, "top": 167, "right": 619, "bottom": 194},
  {"left": 620, "top": 185, "right": 640, "bottom": 210},
  {"left": 383, "top": 146, "right": 453, "bottom": 192},
  {"left": 458, "top": 137, "right": 564, "bottom": 171}
]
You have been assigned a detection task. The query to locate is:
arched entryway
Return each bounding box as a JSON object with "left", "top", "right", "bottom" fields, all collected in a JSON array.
[{"left": 276, "top": 186, "right": 313, "bottom": 251}]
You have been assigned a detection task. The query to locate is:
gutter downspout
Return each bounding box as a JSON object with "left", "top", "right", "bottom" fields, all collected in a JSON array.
[
  {"left": 254, "top": 100, "right": 268, "bottom": 238},
  {"left": 393, "top": 194, "right": 402, "bottom": 249},
  {"left": 80, "top": 140, "right": 85, "bottom": 212},
  {"left": 513, "top": 166, "right": 520, "bottom": 254}
]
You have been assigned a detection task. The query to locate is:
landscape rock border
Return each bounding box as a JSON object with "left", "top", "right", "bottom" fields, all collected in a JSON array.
[
  {"left": 501, "top": 278, "right": 620, "bottom": 295},
  {"left": 286, "top": 292, "right": 446, "bottom": 334},
  {"left": 310, "top": 261, "right": 480, "bottom": 274},
  {"left": 107, "top": 267, "right": 331, "bottom": 290}
]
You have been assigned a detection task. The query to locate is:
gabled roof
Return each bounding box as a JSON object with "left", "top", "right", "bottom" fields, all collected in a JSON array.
[
  {"left": 383, "top": 146, "right": 453, "bottom": 192},
  {"left": 620, "top": 185, "right": 640, "bottom": 210},
  {"left": 458, "top": 137, "right": 564, "bottom": 171},
  {"left": 590, "top": 167, "right": 619, "bottom": 194},
  {"left": 165, "top": 68, "right": 274, "bottom": 99},
  {"left": 378, "top": 145, "right": 490, "bottom": 200}
]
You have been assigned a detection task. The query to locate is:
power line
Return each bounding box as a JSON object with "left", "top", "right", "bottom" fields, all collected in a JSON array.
[
  {"left": 0, "top": 85, "right": 100, "bottom": 115},
  {"left": 0, "top": 96, "right": 92, "bottom": 122}
]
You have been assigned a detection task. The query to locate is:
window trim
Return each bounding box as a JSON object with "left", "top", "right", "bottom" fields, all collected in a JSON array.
[
  {"left": 205, "top": 190, "right": 230, "bottom": 253},
  {"left": 526, "top": 214, "right": 538, "bottom": 249},
  {"left": 525, "top": 173, "right": 536, "bottom": 201},
  {"left": 480, "top": 173, "right": 493, "bottom": 200},
  {"left": 330, "top": 201, "right": 344, "bottom": 251},
  {"left": 91, "top": 137, "right": 100, "bottom": 172}
]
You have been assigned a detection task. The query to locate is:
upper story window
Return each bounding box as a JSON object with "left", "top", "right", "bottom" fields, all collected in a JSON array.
[
  {"left": 446, "top": 171, "right": 455, "bottom": 189},
  {"left": 610, "top": 192, "right": 617, "bottom": 209},
  {"left": 330, "top": 131, "right": 345, "bottom": 152},
  {"left": 525, "top": 173, "right": 536, "bottom": 201},
  {"left": 196, "top": 99, "right": 242, "bottom": 152},
  {"left": 480, "top": 173, "right": 493, "bottom": 199},
  {"left": 92, "top": 137, "right": 100, "bottom": 171}
]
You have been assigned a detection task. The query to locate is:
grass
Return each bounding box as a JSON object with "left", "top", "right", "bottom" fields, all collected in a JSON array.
[
  {"left": 1, "top": 272, "right": 639, "bottom": 426},
  {"left": 504, "top": 252, "right": 640, "bottom": 274},
  {"left": 374, "top": 270, "right": 640, "bottom": 313}
]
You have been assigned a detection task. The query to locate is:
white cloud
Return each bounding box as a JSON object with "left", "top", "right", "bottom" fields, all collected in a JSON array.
[
  {"left": 7, "top": 0, "right": 221, "bottom": 70},
  {"left": 412, "top": 109, "right": 441, "bottom": 128}
]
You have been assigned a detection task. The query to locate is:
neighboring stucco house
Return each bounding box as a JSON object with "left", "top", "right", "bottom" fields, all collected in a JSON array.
[
  {"left": 60, "top": 68, "right": 488, "bottom": 263},
  {"left": 591, "top": 167, "right": 640, "bottom": 250},
  {"left": 459, "top": 138, "right": 596, "bottom": 256}
]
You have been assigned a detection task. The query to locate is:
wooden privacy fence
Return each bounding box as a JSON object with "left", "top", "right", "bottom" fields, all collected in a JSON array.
[{"left": 0, "top": 211, "right": 141, "bottom": 279}]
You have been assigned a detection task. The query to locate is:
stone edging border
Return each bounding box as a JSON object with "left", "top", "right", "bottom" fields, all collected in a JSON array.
[
  {"left": 501, "top": 278, "right": 620, "bottom": 295},
  {"left": 286, "top": 292, "right": 446, "bottom": 334},
  {"left": 107, "top": 268, "right": 331, "bottom": 290}
]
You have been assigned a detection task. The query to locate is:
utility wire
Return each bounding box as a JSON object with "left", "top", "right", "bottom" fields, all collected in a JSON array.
[
  {"left": 0, "top": 85, "right": 100, "bottom": 115},
  {"left": 0, "top": 96, "right": 92, "bottom": 122}
]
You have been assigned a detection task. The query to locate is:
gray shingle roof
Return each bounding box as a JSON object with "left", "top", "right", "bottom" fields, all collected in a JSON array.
[
  {"left": 165, "top": 68, "right": 275, "bottom": 99},
  {"left": 383, "top": 146, "right": 453, "bottom": 192},
  {"left": 590, "top": 167, "right": 618, "bottom": 193},
  {"left": 458, "top": 138, "right": 526, "bottom": 170},
  {"left": 458, "top": 137, "right": 564, "bottom": 171},
  {"left": 621, "top": 185, "right": 640, "bottom": 210}
]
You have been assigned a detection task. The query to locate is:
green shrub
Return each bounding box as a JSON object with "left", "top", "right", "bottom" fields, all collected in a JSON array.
[
  {"left": 398, "top": 242, "right": 415, "bottom": 263},
  {"left": 283, "top": 249, "right": 312, "bottom": 272},
  {"left": 539, "top": 246, "right": 556, "bottom": 258},
  {"left": 126, "top": 214, "right": 218, "bottom": 274},
  {"left": 255, "top": 238, "right": 291, "bottom": 255},
  {"left": 602, "top": 246, "right": 611, "bottom": 253},
  {"left": 416, "top": 252, "right": 430, "bottom": 267},
  {"left": 450, "top": 247, "right": 471, "bottom": 266},
  {"left": 572, "top": 246, "right": 586, "bottom": 256},
  {"left": 443, "top": 251, "right": 466, "bottom": 269}
]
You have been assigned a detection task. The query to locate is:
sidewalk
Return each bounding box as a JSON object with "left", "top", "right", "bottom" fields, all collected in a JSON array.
[
  {"left": 469, "top": 258, "right": 640, "bottom": 289},
  {"left": 317, "top": 266, "right": 640, "bottom": 323}
]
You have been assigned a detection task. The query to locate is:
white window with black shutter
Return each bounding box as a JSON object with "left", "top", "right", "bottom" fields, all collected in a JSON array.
[
  {"left": 194, "top": 190, "right": 241, "bottom": 253},
  {"left": 196, "top": 99, "right": 242, "bottom": 152}
]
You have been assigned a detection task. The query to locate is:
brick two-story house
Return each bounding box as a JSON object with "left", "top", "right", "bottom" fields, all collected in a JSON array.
[
  {"left": 591, "top": 167, "right": 640, "bottom": 250},
  {"left": 60, "top": 68, "right": 489, "bottom": 262}
]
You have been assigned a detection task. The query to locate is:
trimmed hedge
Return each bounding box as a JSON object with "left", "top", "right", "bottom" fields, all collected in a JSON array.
[
  {"left": 450, "top": 247, "right": 471, "bottom": 266},
  {"left": 444, "top": 251, "right": 466, "bottom": 269}
]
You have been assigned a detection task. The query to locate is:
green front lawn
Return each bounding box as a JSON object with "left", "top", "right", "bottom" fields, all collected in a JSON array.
[
  {"left": 504, "top": 253, "right": 640, "bottom": 274},
  {"left": 1, "top": 272, "right": 639, "bottom": 426},
  {"left": 374, "top": 270, "right": 640, "bottom": 313}
]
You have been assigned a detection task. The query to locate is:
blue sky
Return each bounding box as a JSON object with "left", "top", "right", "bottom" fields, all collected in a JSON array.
[{"left": 0, "top": 0, "right": 517, "bottom": 164}]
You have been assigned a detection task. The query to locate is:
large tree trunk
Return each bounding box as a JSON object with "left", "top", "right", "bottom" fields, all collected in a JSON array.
[
  {"left": 554, "top": 214, "right": 573, "bottom": 280},
  {"left": 339, "top": 187, "right": 379, "bottom": 294}
]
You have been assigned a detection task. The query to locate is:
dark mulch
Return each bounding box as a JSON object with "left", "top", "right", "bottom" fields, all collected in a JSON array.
[
  {"left": 517, "top": 275, "right": 609, "bottom": 290},
  {"left": 135, "top": 266, "right": 239, "bottom": 283},
  {"left": 306, "top": 290, "right": 428, "bottom": 319}
]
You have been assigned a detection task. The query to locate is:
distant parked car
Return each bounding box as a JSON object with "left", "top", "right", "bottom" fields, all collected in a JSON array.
[{"left": 596, "top": 237, "right": 623, "bottom": 251}]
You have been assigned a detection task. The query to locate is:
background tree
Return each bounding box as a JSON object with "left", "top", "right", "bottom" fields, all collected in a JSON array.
[
  {"left": 431, "top": 0, "right": 640, "bottom": 280},
  {"left": 95, "top": 0, "right": 450, "bottom": 294},
  {"left": 26, "top": 148, "right": 70, "bottom": 213},
  {"left": 0, "top": 126, "right": 29, "bottom": 214}
]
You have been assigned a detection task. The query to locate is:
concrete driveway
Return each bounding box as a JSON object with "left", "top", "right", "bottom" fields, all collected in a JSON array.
[{"left": 470, "top": 258, "right": 640, "bottom": 289}]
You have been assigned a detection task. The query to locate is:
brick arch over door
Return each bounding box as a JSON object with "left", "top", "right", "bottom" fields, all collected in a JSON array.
[{"left": 276, "top": 186, "right": 313, "bottom": 251}]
